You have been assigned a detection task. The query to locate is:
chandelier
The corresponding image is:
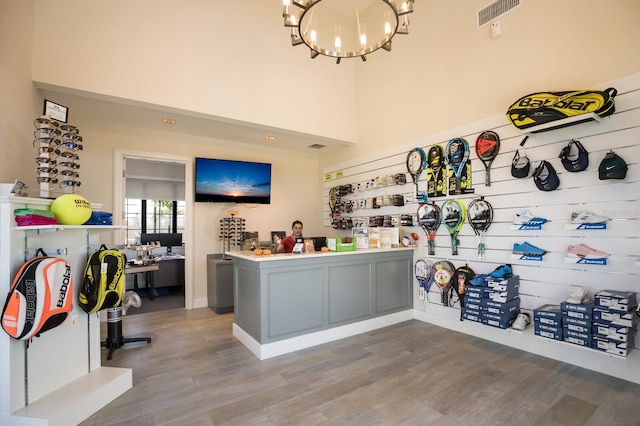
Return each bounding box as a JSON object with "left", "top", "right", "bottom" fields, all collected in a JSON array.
[{"left": 282, "top": 0, "right": 415, "bottom": 64}]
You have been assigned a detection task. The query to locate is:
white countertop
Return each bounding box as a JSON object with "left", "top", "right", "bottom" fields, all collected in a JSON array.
[{"left": 225, "top": 246, "right": 415, "bottom": 262}]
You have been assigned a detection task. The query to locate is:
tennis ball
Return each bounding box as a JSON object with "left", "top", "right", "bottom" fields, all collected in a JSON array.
[{"left": 50, "top": 194, "right": 92, "bottom": 225}]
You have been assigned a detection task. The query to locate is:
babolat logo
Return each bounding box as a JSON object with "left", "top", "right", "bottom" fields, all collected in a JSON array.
[
  {"left": 25, "top": 279, "right": 36, "bottom": 325},
  {"left": 57, "top": 263, "right": 72, "bottom": 307},
  {"left": 517, "top": 97, "right": 597, "bottom": 112}
]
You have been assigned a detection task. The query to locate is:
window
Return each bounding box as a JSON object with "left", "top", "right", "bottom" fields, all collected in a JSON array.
[{"left": 125, "top": 198, "right": 185, "bottom": 244}]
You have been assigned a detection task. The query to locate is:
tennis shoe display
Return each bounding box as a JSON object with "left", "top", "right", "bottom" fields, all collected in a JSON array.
[
  {"left": 571, "top": 211, "right": 610, "bottom": 224},
  {"left": 469, "top": 274, "right": 488, "bottom": 286},
  {"left": 513, "top": 242, "right": 547, "bottom": 256},
  {"left": 488, "top": 264, "right": 512, "bottom": 278},
  {"left": 513, "top": 210, "right": 548, "bottom": 225},
  {"left": 566, "top": 244, "right": 609, "bottom": 259},
  {"left": 566, "top": 287, "right": 590, "bottom": 304},
  {"left": 511, "top": 313, "right": 530, "bottom": 331}
]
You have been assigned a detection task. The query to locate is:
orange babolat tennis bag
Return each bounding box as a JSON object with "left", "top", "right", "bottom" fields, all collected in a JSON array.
[
  {"left": 506, "top": 88, "right": 617, "bottom": 132},
  {"left": 1, "top": 249, "right": 73, "bottom": 340}
]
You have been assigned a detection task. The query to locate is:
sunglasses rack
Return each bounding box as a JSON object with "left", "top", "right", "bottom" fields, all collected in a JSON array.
[{"left": 34, "top": 115, "right": 82, "bottom": 198}]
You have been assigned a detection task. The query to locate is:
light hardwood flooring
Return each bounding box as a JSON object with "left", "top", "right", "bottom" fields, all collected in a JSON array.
[{"left": 80, "top": 308, "right": 640, "bottom": 425}]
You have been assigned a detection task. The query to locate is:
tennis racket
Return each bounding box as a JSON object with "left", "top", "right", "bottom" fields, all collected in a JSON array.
[
  {"left": 407, "top": 147, "right": 427, "bottom": 202},
  {"left": 427, "top": 145, "right": 445, "bottom": 197},
  {"left": 446, "top": 138, "right": 470, "bottom": 195},
  {"left": 467, "top": 197, "right": 493, "bottom": 259},
  {"left": 433, "top": 260, "right": 455, "bottom": 306},
  {"left": 475, "top": 130, "right": 501, "bottom": 186},
  {"left": 414, "top": 258, "right": 434, "bottom": 305},
  {"left": 417, "top": 202, "right": 441, "bottom": 256},
  {"left": 442, "top": 199, "right": 466, "bottom": 256},
  {"left": 328, "top": 186, "right": 339, "bottom": 228}
]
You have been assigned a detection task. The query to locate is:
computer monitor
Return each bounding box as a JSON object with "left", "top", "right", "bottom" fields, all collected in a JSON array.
[
  {"left": 140, "top": 233, "right": 182, "bottom": 253},
  {"left": 308, "top": 236, "right": 326, "bottom": 252}
]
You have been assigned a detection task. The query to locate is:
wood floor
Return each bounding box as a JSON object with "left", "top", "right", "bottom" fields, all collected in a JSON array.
[{"left": 80, "top": 308, "right": 640, "bottom": 426}]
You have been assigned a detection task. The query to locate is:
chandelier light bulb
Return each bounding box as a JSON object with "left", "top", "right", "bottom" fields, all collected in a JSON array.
[
  {"left": 384, "top": 11, "right": 392, "bottom": 37},
  {"left": 360, "top": 23, "right": 367, "bottom": 49},
  {"left": 335, "top": 26, "right": 342, "bottom": 52}
]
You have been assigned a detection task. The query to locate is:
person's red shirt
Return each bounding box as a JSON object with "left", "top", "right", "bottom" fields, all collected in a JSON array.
[{"left": 280, "top": 235, "right": 296, "bottom": 253}]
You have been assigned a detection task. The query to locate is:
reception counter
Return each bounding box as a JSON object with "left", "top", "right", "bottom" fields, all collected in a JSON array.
[{"left": 226, "top": 247, "right": 414, "bottom": 359}]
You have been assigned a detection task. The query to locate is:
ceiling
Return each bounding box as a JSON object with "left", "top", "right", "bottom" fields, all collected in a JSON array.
[{"left": 37, "top": 86, "right": 354, "bottom": 153}]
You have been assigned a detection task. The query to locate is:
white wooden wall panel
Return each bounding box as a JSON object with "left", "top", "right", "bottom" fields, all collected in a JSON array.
[{"left": 323, "top": 72, "right": 640, "bottom": 363}]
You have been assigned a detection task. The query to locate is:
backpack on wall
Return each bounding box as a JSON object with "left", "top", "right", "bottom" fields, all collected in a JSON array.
[
  {"left": 506, "top": 87, "right": 617, "bottom": 132},
  {"left": 79, "top": 244, "right": 126, "bottom": 314},
  {"left": 1, "top": 249, "right": 73, "bottom": 340}
]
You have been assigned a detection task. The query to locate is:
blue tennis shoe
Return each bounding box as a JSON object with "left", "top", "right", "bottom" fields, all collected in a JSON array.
[
  {"left": 513, "top": 242, "right": 547, "bottom": 256},
  {"left": 488, "top": 264, "right": 513, "bottom": 278}
]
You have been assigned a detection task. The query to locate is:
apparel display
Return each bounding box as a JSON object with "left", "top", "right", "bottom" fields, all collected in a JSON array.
[
  {"left": 559, "top": 139, "right": 589, "bottom": 172},
  {"left": 532, "top": 160, "right": 560, "bottom": 191},
  {"left": 511, "top": 136, "right": 531, "bottom": 178},
  {"left": 598, "top": 150, "right": 628, "bottom": 180}
]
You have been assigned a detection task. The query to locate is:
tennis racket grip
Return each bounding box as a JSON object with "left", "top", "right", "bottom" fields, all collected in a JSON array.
[{"left": 485, "top": 168, "right": 491, "bottom": 186}]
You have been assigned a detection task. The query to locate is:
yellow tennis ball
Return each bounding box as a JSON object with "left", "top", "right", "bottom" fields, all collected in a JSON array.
[{"left": 50, "top": 194, "right": 92, "bottom": 225}]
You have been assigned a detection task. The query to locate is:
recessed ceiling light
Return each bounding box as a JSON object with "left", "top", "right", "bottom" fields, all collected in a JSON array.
[
  {"left": 161, "top": 118, "right": 176, "bottom": 124},
  {"left": 265, "top": 136, "right": 277, "bottom": 141}
]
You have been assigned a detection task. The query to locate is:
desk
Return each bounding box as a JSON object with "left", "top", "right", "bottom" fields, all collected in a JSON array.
[{"left": 125, "top": 263, "right": 159, "bottom": 300}]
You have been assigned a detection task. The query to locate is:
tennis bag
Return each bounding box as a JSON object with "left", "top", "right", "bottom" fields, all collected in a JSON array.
[
  {"left": 1, "top": 249, "right": 73, "bottom": 340},
  {"left": 79, "top": 244, "right": 125, "bottom": 314},
  {"left": 506, "top": 88, "right": 617, "bottom": 132}
]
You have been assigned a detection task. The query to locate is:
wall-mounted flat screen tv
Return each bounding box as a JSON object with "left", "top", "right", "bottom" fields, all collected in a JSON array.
[{"left": 195, "top": 157, "right": 272, "bottom": 204}]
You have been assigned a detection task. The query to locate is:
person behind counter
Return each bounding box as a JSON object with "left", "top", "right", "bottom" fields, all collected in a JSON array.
[{"left": 275, "top": 220, "right": 303, "bottom": 253}]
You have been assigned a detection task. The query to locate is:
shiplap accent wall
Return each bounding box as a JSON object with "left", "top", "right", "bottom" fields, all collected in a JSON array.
[{"left": 322, "top": 72, "right": 639, "bottom": 363}]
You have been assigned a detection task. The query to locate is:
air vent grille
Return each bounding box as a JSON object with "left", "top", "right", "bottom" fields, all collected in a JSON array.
[
  {"left": 309, "top": 143, "right": 327, "bottom": 149},
  {"left": 478, "top": 0, "right": 521, "bottom": 28}
]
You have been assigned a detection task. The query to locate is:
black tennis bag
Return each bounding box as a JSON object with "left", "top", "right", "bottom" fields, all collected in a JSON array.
[
  {"left": 79, "top": 244, "right": 126, "bottom": 314},
  {"left": 1, "top": 249, "right": 73, "bottom": 340},
  {"left": 506, "top": 88, "right": 616, "bottom": 132}
]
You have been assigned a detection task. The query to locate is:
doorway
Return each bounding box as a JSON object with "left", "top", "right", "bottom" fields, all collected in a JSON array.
[{"left": 113, "top": 150, "right": 194, "bottom": 311}]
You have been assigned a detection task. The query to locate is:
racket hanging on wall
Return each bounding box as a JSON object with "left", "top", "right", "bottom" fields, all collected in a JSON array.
[
  {"left": 417, "top": 202, "right": 441, "bottom": 256},
  {"left": 406, "top": 147, "right": 427, "bottom": 203},
  {"left": 467, "top": 197, "right": 494, "bottom": 259},
  {"left": 445, "top": 138, "right": 471, "bottom": 195},
  {"left": 426, "top": 144, "right": 446, "bottom": 198},
  {"left": 433, "top": 260, "right": 455, "bottom": 306},
  {"left": 475, "top": 130, "right": 501, "bottom": 186},
  {"left": 414, "top": 258, "right": 434, "bottom": 305},
  {"left": 442, "top": 199, "right": 466, "bottom": 256}
]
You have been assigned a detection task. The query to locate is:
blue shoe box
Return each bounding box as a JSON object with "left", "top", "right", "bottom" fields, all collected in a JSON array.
[
  {"left": 481, "top": 297, "right": 520, "bottom": 315},
  {"left": 592, "top": 307, "right": 637, "bottom": 327},
  {"left": 464, "top": 299, "right": 482, "bottom": 311},
  {"left": 534, "top": 304, "right": 562, "bottom": 327},
  {"left": 485, "top": 275, "right": 520, "bottom": 291},
  {"left": 461, "top": 307, "right": 483, "bottom": 323},
  {"left": 561, "top": 301, "right": 594, "bottom": 315},
  {"left": 592, "top": 333, "right": 635, "bottom": 356},
  {"left": 535, "top": 323, "right": 563, "bottom": 340},
  {"left": 465, "top": 286, "right": 485, "bottom": 300},
  {"left": 592, "top": 322, "right": 633, "bottom": 342},
  {"left": 564, "top": 334, "right": 591, "bottom": 347},
  {"left": 563, "top": 322, "right": 591, "bottom": 335},
  {"left": 595, "top": 290, "right": 638, "bottom": 313},
  {"left": 482, "top": 310, "right": 519, "bottom": 329},
  {"left": 562, "top": 314, "right": 591, "bottom": 329},
  {"left": 484, "top": 289, "right": 519, "bottom": 303}
]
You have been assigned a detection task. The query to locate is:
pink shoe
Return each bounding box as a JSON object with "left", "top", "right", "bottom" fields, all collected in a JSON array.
[{"left": 566, "top": 244, "right": 609, "bottom": 259}]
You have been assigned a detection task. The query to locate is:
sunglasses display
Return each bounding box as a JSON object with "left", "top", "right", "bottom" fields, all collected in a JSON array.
[{"left": 33, "top": 115, "right": 82, "bottom": 197}]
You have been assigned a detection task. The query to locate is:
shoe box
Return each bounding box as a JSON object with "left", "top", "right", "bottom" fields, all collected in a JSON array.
[
  {"left": 464, "top": 286, "right": 485, "bottom": 301},
  {"left": 594, "top": 290, "right": 638, "bottom": 313},
  {"left": 534, "top": 304, "right": 562, "bottom": 327},
  {"left": 535, "top": 322, "right": 563, "bottom": 340},
  {"left": 592, "top": 333, "right": 635, "bottom": 357},
  {"left": 481, "top": 297, "right": 520, "bottom": 316},
  {"left": 592, "top": 307, "right": 637, "bottom": 327},
  {"left": 561, "top": 301, "right": 594, "bottom": 321},
  {"left": 485, "top": 275, "right": 520, "bottom": 291},
  {"left": 484, "top": 288, "right": 520, "bottom": 304},
  {"left": 464, "top": 298, "right": 482, "bottom": 312},
  {"left": 592, "top": 322, "right": 634, "bottom": 342},
  {"left": 561, "top": 302, "right": 594, "bottom": 347},
  {"left": 461, "top": 306, "right": 482, "bottom": 323},
  {"left": 482, "top": 309, "right": 520, "bottom": 329}
]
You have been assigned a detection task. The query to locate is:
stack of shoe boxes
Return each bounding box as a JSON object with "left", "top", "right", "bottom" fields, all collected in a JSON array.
[
  {"left": 592, "top": 290, "right": 637, "bottom": 357},
  {"left": 533, "top": 304, "right": 563, "bottom": 340},
  {"left": 462, "top": 275, "right": 521, "bottom": 329},
  {"left": 561, "top": 301, "right": 594, "bottom": 347}
]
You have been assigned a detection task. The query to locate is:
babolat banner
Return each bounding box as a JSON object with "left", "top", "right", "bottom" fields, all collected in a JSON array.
[{"left": 506, "top": 88, "right": 616, "bottom": 132}]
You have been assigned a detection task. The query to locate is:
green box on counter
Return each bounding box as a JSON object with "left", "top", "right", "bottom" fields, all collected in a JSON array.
[{"left": 326, "top": 237, "right": 357, "bottom": 252}]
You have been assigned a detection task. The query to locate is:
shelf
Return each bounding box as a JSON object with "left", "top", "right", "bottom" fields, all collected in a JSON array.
[
  {"left": 511, "top": 253, "right": 544, "bottom": 261},
  {"left": 565, "top": 256, "right": 608, "bottom": 265},
  {"left": 522, "top": 112, "right": 601, "bottom": 134},
  {"left": 564, "top": 223, "right": 607, "bottom": 230},
  {"left": 510, "top": 224, "right": 545, "bottom": 231},
  {"left": 14, "top": 224, "right": 125, "bottom": 236}
]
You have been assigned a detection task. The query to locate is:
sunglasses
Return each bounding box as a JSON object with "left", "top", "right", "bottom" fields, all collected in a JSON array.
[
  {"left": 34, "top": 128, "right": 61, "bottom": 138},
  {"left": 36, "top": 176, "right": 59, "bottom": 184},
  {"left": 56, "top": 151, "right": 80, "bottom": 160},
  {"left": 57, "top": 161, "right": 80, "bottom": 169},
  {"left": 60, "top": 141, "right": 83, "bottom": 150},
  {"left": 33, "top": 137, "right": 61, "bottom": 148},
  {"left": 34, "top": 116, "right": 60, "bottom": 129},
  {"left": 58, "top": 170, "right": 79, "bottom": 177},
  {"left": 59, "top": 124, "right": 78, "bottom": 134},
  {"left": 59, "top": 180, "right": 81, "bottom": 187},
  {"left": 35, "top": 157, "right": 57, "bottom": 165},
  {"left": 62, "top": 133, "right": 82, "bottom": 142},
  {"left": 36, "top": 166, "right": 58, "bottom": 174},
  {"left": 38, "top": 146, "right": 60, "bottom": 154}
]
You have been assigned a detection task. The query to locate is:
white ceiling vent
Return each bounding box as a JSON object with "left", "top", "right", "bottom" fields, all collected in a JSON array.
[{"left": 477, "top": 0, "right": 521, "bottom": 28}]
